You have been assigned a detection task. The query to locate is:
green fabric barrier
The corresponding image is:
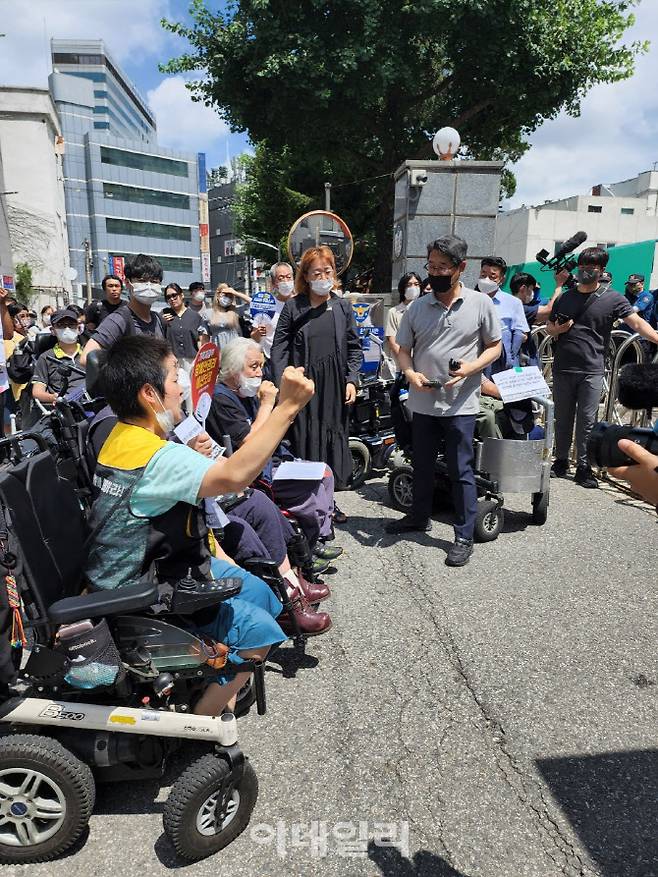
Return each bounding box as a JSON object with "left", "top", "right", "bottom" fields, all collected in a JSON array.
[{"left": 501, "top": 239, "right": 656, "bottom": 302}]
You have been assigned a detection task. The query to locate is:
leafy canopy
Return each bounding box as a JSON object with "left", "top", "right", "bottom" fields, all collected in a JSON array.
[{"left": 164, "top": 0, "right": 645, "bottom": 286}]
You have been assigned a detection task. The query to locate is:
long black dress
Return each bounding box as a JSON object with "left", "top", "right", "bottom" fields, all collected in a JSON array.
[{"left": 271, "top": 293, "right": 363, "bottom": 489}]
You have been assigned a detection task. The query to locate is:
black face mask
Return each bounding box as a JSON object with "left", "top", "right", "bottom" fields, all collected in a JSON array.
[
  {"left": 577, "top": 267, "right": 600, "bottom": 285},
  {"left": 427, "top": 273, "right": 454, "bottom": 294}
]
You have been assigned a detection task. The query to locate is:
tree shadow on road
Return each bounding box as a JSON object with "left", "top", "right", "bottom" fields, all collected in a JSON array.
[{"left": 368, "top": 841, "right": 471, "bottom": 876}]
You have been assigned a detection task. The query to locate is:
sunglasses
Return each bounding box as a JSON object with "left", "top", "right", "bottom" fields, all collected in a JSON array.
[{"left": 165, "top": 293, "right": 181, "bottom": 302}]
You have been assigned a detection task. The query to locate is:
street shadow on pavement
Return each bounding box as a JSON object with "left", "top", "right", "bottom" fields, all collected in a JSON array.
[
  {"left": 93, "top": 779, "right": 164, "bottom": 816},
  {"left": 536, "top": 748, "right": 658, "bottom": 876},
  {"left": 345, "top": 514, "right": 454, "bottom": 554},
  {"left": 368, "top": 842, "right": 471, "bottom": 876},
  {"left": 266, "top": 643, "right": 321, "bottom": 679}
]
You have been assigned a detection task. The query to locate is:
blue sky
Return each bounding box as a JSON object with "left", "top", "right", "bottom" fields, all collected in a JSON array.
[{"left": 0, "top": 0, "right": 657, "bottom": 207}]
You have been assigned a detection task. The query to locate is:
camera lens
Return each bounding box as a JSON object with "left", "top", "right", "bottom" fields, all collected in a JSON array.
[{"left": 588, "top": 422, "right": 658, "bottom": 468}]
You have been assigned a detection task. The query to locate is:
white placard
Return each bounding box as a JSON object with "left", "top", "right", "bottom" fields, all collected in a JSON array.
[
  {"left": 194, "top": 392, "right": 212, "bottom": 425},
  {"left": 492, "top": 366, "right": 550, "bottom": 404},
  {"left": 272, "top": 460, "right": 327, "bottom": 481},
  {"left": 174, "top": 415, "right": 225, "bottom": 460}
]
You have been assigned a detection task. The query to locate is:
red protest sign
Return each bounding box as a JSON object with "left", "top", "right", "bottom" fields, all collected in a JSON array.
[{"left": 191, "top": 342, "right": 220, "bottom": 422}]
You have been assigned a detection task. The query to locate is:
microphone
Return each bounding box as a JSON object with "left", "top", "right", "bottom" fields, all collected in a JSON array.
[
  {"left": 617, "top": 363, "right": 658, "bottom": 410},
  {"left": 553, "top": 231, "right": 587, "bottom": 263}
]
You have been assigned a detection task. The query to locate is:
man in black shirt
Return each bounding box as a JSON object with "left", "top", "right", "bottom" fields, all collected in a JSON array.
[
  {"left": 162, "top": 282, "right": 208, "bottom": 370},
  {"left": 84, "top": 274, "right": 124, "bottom": 333},
  {"left": 546, "top": 247, "right": 658, "bottom": 488},
  {"left": 81, "top": 255, "right": 165, "bottom": 365}
]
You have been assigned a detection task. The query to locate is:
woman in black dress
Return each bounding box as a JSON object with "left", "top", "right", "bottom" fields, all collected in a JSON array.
[{"left": 271, "top": 246, "right": 362, "bottom": 491}]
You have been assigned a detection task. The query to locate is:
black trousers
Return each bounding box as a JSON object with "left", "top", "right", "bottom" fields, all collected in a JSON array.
[{"left": 411, "top": 412, "right": 477, "bottom": 540}]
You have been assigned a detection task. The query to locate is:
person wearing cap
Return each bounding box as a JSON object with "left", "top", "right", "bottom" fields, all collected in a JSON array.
[
  {"left": 31, "top": 309, "right": 86, "bottom": 406},
  {"left": 386, "top": 235, "right": 502, "bottom": 567},
  {"left": 623, "top": 274, "right": 654, "bottom": 325}
]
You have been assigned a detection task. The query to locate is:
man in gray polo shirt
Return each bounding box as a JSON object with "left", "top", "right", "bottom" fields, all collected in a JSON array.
[{"left": 386, "top": 235, "right": 502, "bottom": 567}]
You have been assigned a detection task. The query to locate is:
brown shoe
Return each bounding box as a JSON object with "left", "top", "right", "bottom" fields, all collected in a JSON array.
[
  {"left": 297, "top": 574, "right": 331, "bottom": 604},
  {"left": 279, "top": 594, "right": 332, "bottom": 637}
]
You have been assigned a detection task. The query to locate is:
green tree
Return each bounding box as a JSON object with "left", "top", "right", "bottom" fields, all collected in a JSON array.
[
  {"left": 164, "top": 0, "right": 645, "bottom": 291},
  {"left": 14, "top": 262, "right": 35, "bottom": 307}
]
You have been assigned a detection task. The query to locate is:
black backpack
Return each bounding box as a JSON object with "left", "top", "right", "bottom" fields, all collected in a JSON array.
[{"left": 6, "top": 339, "right": 35, "bottom": 385}]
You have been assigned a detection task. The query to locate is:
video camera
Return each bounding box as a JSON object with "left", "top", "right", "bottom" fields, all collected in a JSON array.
[
  {"left": 588, "top": 363, "right": 658, "bottom": 468},
  {"left": 536, "top": 231, "right": 587, "bottom": 291}
]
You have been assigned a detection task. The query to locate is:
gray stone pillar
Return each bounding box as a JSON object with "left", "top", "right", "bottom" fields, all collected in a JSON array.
[{"left": 391, "top": 159, "right": 503, "bottom": 294}]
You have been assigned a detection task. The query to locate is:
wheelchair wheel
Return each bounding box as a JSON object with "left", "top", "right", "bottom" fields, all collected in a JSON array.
[
  {"left": 349, "top": 438, "right": 371, "bottom": 489},
  {"left": 164, "top": 753, "right": 258, "bottom": 861},
  {"left": 388, "top": 465, "right": 413, "bottom": 512},
  {"left": 474, "top": 499, "right": 503, "bottom": 542},
  {"left": 0, "top": 734, "right": 95, "bottom": 864},
  {"left": 531, "top": 490, "right": 549, "bottom": 525}
]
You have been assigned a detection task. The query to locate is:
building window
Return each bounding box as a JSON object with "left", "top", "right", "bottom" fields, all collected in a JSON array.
[
  {"left": 621, "top": 207, "right": 634, "bottom": 216},
  {"left": 100, "top": 146, "right": 188, "bottom": 178},
  {"left": 106, "top": 218, "right": 191, "bottom": 241},
  {"left": 587, "top": 205, "right": 603, "bottom": 213},
  {"left": 110, "top": 253, "right": 193, "bottom": 273},
  {"left": 94, "top": 122, "right": 110, "bottom": 130},
  {"left": 103, "top": 182, "right": 190, "bottom": 210}
]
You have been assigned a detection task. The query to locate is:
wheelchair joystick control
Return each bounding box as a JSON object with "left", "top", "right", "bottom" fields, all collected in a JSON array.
[{"left": 178, "top": 569, "right": 197, "bottom": 592}]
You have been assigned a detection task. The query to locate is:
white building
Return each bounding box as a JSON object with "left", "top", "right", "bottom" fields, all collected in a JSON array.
[
  {"left": 496, "top": 170, "right": 658, "bottom": 285},
  {"left": 0, "top": 87, "right": 73, "bottom": 299}
]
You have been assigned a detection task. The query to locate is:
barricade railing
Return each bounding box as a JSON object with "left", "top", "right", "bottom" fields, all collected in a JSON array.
[{"left": 603, "top": 332, "right": 649, "bottom": 426}]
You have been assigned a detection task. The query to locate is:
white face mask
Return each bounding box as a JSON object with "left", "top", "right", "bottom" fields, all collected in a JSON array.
[
  {"left": 193, "top": 291, "right": 206, "bottom": 302},
  {"left": 310, "top": 278, "right": 333, "bottom": 296},
  {"left": 477, "top": 277, "right": 499, "bottom": 296},
  {"left": 42, "top": 314, "right": 52, "bottom": 326},
  {"left": 55, "top": 326, "right": 78, "bottom": 345},
  {"left": 277, "top": 280, "right": 294, "bottom": 297},
  {"left": 150, "top": 391, "right": 175, "bottom": 435},
  {"left": 131, "top": 282, "right": 162, "bottom": 304},
  {"left": 238, "top": 375, "right": 261, "bottom": 398},
  {"left": 404, "top": 285, "right": 420, "bottom": 302},
  {"left": 218, "top": 295, "right": 233, "bottom": 308}
]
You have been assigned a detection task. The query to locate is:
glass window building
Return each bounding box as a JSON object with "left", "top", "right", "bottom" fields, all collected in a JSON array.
[{"left": 49, "top": 39, "right": 204, "bottom": 291}]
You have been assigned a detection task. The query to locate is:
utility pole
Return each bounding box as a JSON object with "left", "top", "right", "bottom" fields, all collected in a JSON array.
[
  {"left": 82, "top": 239, "right": 93, "bottom": 304},
  {"left": 324, "top": 182, "right": 331, "bottom": 212}
]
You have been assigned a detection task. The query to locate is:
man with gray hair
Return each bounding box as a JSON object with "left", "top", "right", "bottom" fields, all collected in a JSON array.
[
  {"left": 386, "top": 235, "right": 502, "bottom": 567},
  {"left": 250, "top": 262, "right": 296, "bottom": 361}
]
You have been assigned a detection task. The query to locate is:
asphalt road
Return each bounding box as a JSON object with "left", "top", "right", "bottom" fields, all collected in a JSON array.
[{"left": 9, "top": 474, "right": 658, "bottom": 877}]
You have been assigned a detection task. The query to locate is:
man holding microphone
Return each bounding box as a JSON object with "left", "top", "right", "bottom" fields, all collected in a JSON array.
[{"left": 386, "top": 235, "right": 502, "bottom": 567}]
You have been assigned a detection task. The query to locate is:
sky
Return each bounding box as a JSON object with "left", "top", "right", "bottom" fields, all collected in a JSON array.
[{"left": 0, "top": 0, "right": 656, "bottom": 208}]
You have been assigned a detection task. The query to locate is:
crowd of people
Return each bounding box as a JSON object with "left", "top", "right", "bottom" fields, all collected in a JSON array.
[{"left": 1, "top": 235, "right": 658, "bottom": 717}]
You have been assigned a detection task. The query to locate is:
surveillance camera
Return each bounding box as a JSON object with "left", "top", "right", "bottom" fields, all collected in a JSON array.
[{"left": 410, "top": 169, "right": 428, "bottom": 187}]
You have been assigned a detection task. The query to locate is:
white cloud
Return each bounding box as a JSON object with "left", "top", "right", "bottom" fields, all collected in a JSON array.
[
  {"left": 0, "top": 0, "right": 176, "bottom": 88},
  {"left": 508, "top": 2, "right": 658, "bottom": 207},
  {"left": 146, "top": 76, "right": 229, "bottom": 155}
]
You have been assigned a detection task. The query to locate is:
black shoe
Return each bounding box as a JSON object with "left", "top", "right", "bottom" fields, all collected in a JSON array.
[
  {"left": 385, "top": 515, "right": 431, "bottom": 534},
  {"left": 445, "top": 537, "right": 474, "bottom": 567},
  {"left": 574, "top": 465, "right": 598, "bottom": 488},
  {"left": 551, "top": 459, "right": 569, "bottom": 478},
  {"left": 313, "top": 544, "right": 343, "bottom": 561},
  {"left": 333, "top": 504, "right": 348, "bottom": 525}
]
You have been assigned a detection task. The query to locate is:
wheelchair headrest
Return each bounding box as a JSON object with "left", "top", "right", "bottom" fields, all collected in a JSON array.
[
  {"left": 85, "top": 348, "right": 107, "bottom": 398},
  {"left": 33, "top": 332, "right": 57, "bottom": 358}
]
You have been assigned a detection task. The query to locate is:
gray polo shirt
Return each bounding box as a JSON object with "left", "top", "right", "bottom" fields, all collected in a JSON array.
[{"left": 396, "top": 285, "right": 501, "bottom": 417}]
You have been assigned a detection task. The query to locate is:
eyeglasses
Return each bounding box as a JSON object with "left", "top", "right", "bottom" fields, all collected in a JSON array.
[
  {"left": 308, "top": 267, "right": 334, "bottom": 280},
  {"left": 423, "top": 262, "right": 455, "bottom": 275}
]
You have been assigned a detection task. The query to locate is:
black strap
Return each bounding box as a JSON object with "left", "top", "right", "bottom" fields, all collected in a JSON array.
[{"left": 572, "top": 287, "right": 608, "bottom": 324}]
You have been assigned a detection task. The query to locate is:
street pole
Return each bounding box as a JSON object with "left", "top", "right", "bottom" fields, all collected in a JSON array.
[
  {"left": 82, "top": 239, "right": 93, "bottom": 304},
  {"left": 324, "top": 182, "right": 331, "bottom": 212}
]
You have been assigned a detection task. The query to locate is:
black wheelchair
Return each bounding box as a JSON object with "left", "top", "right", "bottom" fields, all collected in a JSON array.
[
  {"left": 0, "top": 435, "right": 272, "bottom": 864},
  {"left": 348, "top": 374, "right": 397, "bottom": 489}
]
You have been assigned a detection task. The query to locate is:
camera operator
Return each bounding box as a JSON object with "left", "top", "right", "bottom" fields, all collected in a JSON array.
[
  {"left": 546, "top": 247, "right": 658, "bottom": 488},
  {"left": 609, "top": 440, "right": 658, "bottom": 510}
]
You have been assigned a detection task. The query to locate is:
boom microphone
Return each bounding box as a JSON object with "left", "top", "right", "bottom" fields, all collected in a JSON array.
[
  {"left": 553, "top": 231, "right": 587, "bottom": 263},
  {"left": 617, "top": 363, "right": 658, "bottom": 410}
]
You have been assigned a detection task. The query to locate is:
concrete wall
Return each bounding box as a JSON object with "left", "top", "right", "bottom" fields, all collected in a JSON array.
[
  {"left": 0, "top": 87, "right": 72, "bottom": 294},
  {"left": 0, "top": 151, "right": 13, "bottom": 285},
  {"left": 392, "top": 159, "right": 503, "bottom": 293}
]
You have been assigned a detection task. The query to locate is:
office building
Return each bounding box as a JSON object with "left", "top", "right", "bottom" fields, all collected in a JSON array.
[
  {"left": 50, "top": 39, "right": 204, "bottom": 293},
  {"left": 208, "top": 181, "right": 249, "bottom": 292}
]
